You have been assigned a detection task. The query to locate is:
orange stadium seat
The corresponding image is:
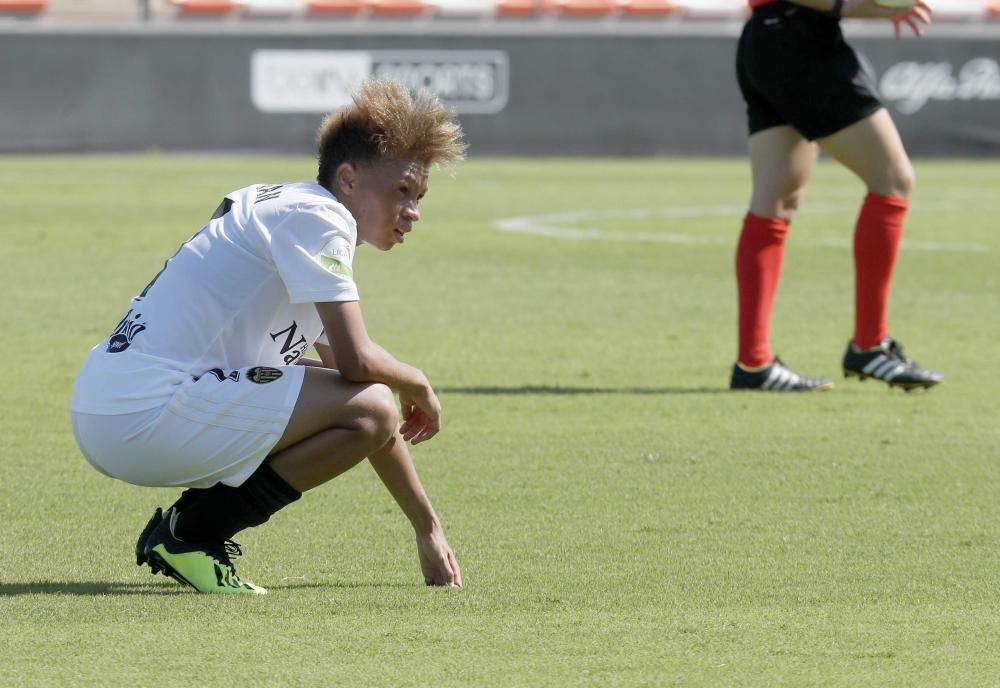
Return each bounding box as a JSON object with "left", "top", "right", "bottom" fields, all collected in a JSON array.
[
  {"left": 544, "top": 0, "right": 617, "bottom": 16},
  {"left": 495, "top": 0, "right": 538, "bottom": 16},
  {"left": 0, "top": 0, "right": 47, "bottom": 12},
  {"left": 171, "top": 0, "right": 242, "bottom": 14},
  {"left": 619, "top": 0, "right": 676, "bottom": 16},
  {"left": 308, "top": 0, "right": 365, "bottom": 13},
  {"left": 367, "top": 0, "right": 429, "bottom": 14}
]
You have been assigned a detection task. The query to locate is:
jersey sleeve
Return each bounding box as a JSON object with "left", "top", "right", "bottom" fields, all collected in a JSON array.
[{"left": 269, "top": 206, "right": 360, "bottom": 305}]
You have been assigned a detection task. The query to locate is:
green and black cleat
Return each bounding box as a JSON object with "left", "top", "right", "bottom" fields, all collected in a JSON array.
[
  {"left": 143, "top": 509, "right": 267, "bottom": 595},
  {"left": 135, "top": 507, "right": 164, "bottom": 567},
  {"left": 843, "top": 338, "right": 943, "bottom": 391}
]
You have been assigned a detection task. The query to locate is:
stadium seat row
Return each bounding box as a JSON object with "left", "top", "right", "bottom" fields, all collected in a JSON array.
[
  {"left": 169, "top": 0, "right": 682, "bottom": 17},
  {"left": 170, "top": 0, "right": 1000, "bottom": 20},
  {"left": 1, "top": 0, "right": 997, "bottom": 20}
]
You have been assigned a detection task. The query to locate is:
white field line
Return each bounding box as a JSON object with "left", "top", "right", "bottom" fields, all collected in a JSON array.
[{"left": 494, "top": 204, "right": 993, "bottom": 253}]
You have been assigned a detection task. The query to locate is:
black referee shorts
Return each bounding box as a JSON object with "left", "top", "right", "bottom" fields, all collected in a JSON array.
[{"left": 736, "top": 0, "right": 883, "bottom": 141}]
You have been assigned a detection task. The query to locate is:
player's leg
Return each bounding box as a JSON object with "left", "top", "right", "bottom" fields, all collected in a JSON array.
[
  {"left": 137, "top": 368, "right": 396, "bottom": 564},
  {"left": 166, "top": 367, "right": 396, "bottom": 544},
  {"left": 818, "top": 109, "right": 942, "bottom": 389},
  {"left": 140, "top": 365, "right": 399, "bottom": 593},
  {"left": 731, "top": 127, "right": 832, "bottom": 391},
  {"left": 265, "top": 367, "right": 398, "bottom": 490}
]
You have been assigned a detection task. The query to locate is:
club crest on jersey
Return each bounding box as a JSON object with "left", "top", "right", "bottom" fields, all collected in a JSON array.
[
  {"left": 248, "top": 366, "right": 283, "bottom": 384},
  {"left": 106, "top": 309, "right": 146, "bottom": 354}
]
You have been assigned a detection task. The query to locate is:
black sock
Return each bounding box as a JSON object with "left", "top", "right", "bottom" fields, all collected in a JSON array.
[
  {"left": 173, "top": 461, "right": 301, "bottom": 544},
  {"left": 168, "top": 487, "right": 210, "bottom": 513}
]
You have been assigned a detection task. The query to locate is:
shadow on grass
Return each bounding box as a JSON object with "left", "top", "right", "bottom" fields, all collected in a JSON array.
[
  {"left": 272, "top": 580, "right": 413, "bottom": 590},
  {"left": 0, "top": 581, "right": 186, "bottom": 596},
  {"left": 439, "top": 385, "right": 726, "bottom": 396},
  {"left": 0, "top": 580, "right": 417, "bottom": 596}
]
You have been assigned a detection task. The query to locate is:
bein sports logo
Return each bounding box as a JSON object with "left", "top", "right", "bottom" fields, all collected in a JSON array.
[
  {"left": 880, "top": 58, "right": 1000, "bottom": 115},
  {"left": 250, "top": 50, "right": 509, "bottom": 115},
  {"left": 106, "top": 309, "right": 146, "bottom": 353}
]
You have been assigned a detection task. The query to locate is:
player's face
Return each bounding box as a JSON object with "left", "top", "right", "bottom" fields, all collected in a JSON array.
[{"left": 347, "top": 157, "right": 429, "bottom": 251}]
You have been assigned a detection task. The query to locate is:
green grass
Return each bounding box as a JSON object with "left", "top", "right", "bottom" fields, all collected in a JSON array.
[{"left": 1, "top": 155, "right": 998, "bottom": 687}]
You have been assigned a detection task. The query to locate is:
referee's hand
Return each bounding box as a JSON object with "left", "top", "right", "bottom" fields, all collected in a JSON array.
[{"left": 843, "top": 0, "right": 933, "bottom": 39}]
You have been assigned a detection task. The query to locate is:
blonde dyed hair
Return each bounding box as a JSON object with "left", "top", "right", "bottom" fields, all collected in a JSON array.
[{"left": 317, "top": 79, "right": 467, "bottom": 187}]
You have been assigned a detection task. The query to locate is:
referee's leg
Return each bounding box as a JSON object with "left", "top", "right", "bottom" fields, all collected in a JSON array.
[
  {"left": 748, "top": 125, "right": 818, "bottom": 221},
  {"left": 817, "top": 108, "right": 914, "bottom": 198},
  {"left": 818, "top": 109, "right": 915, "bottom": 351},
  {"left": 736, "top": 126, "right": 818, "bottom": 369}
]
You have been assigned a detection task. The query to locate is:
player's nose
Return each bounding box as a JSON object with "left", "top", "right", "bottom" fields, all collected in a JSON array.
[{"left": 401, "top": 203, "right": 420, "bottom": 223}]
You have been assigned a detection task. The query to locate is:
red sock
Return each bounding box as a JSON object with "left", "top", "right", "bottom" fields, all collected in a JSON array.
[
  {"left": 853, "top": 193, "right": 907, "bottom": 350},
  {"left": 736, "top": 213, "right": 788, "bottom": 368}
]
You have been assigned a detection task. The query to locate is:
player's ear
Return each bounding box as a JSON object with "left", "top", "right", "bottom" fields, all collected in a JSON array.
[{"left": 334, "top": 162, "right": 358, "bottom": 195}]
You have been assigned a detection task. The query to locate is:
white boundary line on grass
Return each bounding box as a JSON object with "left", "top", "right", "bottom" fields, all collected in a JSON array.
[{"left": 494, "top": 204, "right": 992, "bottom": 253}]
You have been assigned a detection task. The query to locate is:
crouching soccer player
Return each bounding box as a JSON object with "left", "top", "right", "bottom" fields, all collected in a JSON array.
[{"left": 70, "top": 79, "right": 465, "bottom": 594}]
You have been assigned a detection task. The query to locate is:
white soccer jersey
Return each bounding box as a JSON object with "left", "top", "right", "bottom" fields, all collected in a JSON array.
[{"left": 71, "top": 182, "right": 360, "bottom": 415}]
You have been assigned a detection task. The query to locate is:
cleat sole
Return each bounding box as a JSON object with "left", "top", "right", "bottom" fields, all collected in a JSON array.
[
  {"left": 147, "top": 550, "right": 197, "bottom": 591},
  {"left": 844, "top": 369, "right": 943, "bottom": 391}
]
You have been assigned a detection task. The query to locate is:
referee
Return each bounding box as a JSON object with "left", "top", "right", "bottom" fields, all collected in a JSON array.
[{"left": 730, "top": 0, "right": 944, "bottom": 392}]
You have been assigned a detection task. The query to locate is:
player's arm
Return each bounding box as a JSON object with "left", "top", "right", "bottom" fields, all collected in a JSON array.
[
  {"left": 295, "top": 341, "right": 336, "bottom": 368},
  {"left": 315, "top": 300, "right": 441, "bottom": 444},
  {"left": 369, "top": 435, "right": 462, "bottom": 587},
  {"left": 786, "top": 0, "right": 931, "bottom": 27},
  {"left": 316, "top": 300, "right": 458, "bottom": 584}
]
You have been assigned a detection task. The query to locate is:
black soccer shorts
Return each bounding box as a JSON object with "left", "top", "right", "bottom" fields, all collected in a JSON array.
[{"left": 735, "top": 0, "right": 884, "bottom": 141}]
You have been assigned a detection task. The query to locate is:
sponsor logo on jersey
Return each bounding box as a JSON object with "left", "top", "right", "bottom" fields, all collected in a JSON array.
[
  {"left": 269, "top": 320, "right": 309, "bottom": 365},
  {"left": 319, "top": 254, "right": 353, "bottom": 278},
  {"left": 106, "top": 309, "right": 146, "bottom": 354},
  {"left": 319, "top": 237, "right": 354, "bottom": 279},
  {"left": 248, "top": 366, "right": 283, "bottom": 384},
  {"left": 880, "top": 58, "right": 1000, "bottom": 115}
]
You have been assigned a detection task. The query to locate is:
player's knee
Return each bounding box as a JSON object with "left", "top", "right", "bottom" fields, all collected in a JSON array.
[
  {"left": 751, "top": 177, "right": 807, "bottom": 222},
  {"left": 361, "top": 383, "right": 398, "bottom": 447},
  {"left": 873, "top": 160, "right": 914, "bottom": 198},
  {"left": 779, "top": 189, "right": 805, "bottom": 218},
  {"left": 892, "top": 162, "right": 915, "bottom": 198},
  {"left": 751, "top": 191, "right": 802, "bottom": 223}
]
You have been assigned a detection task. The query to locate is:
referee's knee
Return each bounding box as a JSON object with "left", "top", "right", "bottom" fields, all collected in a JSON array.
[
  {"left": 872, "top": 160, "right": 915, "bottom": 199},
  {"left": 750, "top": 188, "right": 805, "bottom": 223}
]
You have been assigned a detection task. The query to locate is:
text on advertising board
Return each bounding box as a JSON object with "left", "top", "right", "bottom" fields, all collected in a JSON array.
[
  {"left": 251, "top": 50, "right": 509, "bottom": 115},
  {"left": 880, "top": 58, "right": 1000, "bottom": 115}
]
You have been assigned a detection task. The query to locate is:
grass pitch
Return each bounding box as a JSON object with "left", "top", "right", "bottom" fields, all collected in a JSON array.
[{"left": 1, "top": 155, "right": 998, "bottom": 687}]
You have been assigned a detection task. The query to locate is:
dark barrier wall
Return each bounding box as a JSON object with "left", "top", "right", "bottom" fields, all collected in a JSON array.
[{"left": 1, "top": 26, "right": 998, "bottom": 156}]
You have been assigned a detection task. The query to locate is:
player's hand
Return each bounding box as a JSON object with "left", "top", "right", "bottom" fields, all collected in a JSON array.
[
  {"left": 398, "top": 382, "right": 441, "bottom": 444},
  {"left": 416, "top": 528, "right": 462, "bottom": 587}
]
